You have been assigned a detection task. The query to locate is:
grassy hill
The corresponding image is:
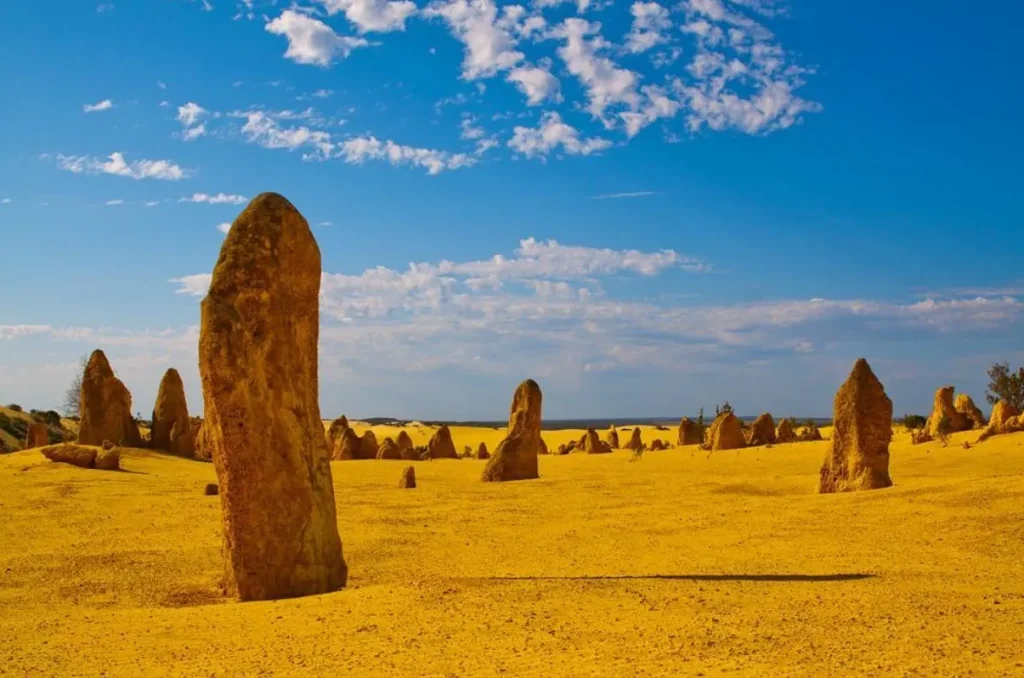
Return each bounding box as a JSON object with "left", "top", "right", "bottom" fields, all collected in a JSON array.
[{"left": 0, "top": 405, "right": 74, "bottom": 453}]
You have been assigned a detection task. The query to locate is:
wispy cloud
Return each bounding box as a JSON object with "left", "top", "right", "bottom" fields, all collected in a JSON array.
[
  {"left": 83, "top": 99, "right": 114, "bottom": 113},
  {"left": 592, "top": 191, "right": 657, "bottom": 199},
  {"left": 105, "top": 199, "right": 124, "bottom": 205},
  {"left": 178, "top": 192, "right": 248, "bottom": 205},
  {"left": 265, "top": 10, "right": 371, "bottom": 67},
  {"left": 56, "top": 152, "right": 189, "bottom": 181}
]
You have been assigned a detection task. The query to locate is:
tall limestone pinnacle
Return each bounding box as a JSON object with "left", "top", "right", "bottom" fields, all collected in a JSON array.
[
  {"left": 819, "top": 358, "right": 894, "bottom": 493},
  {"left": 198, "top": 192, "right": 346, "bottom": 601}
]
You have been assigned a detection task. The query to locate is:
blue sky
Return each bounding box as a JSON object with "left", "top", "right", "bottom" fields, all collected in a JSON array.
[{"left": 1, "top": 0, "right": 1022, "bottom": 420}]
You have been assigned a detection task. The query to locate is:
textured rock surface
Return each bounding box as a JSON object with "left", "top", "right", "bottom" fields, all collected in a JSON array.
[
  {"left": 482, "top": 379, "right": 543, "bottom": 482},
  {"left": 396, "top": 430, "right": 414, "bottom": 455},
  {"left": 151, "top": 368, "right": 195, "bottom": 457},
  {"left": 94, "top": 447, "right": 121, "bottom": 471},
  {"left": 476, "top": 442, "right": 490, "bottom": 460},
  {"left": 377, "top": 437, "right": 401, "bottom": 460},
  {"left": 775, "top": 419, "right": 796, "bottom": 443},
  {"left": 677, "top": 418, "right": 701, "bottom": 446},
  {"left": 819, "top": 358, "right": 893, "bottom": 493},
  {"left": 604, "top": 426, "right": 620, "bottom": 450},
  {"left": 24, "top": 421, "right": 49, "bottom": 449},
  {"left": 927, "top": 386, "right": 968, "bottom": 438},
  {"left": 359, "top": 430, "right": 379, "bottom": 460},
  {"left": 327, "top": 416, "right": 349, "bottom": 447},
  {"left": 333, "top": 427, "right": 362, "bottom": 461},
  {"left": 579, "top": 427, "right": 612, "bottom": 454},
  {"left": 706, "top": 413, "right": 745, "bottom": 451},
  {"left": 747, "top": 413, "right": 776, "bottom": 447},
  {"left": 798, "top": 425, "right": 824, "bottom": 442},
  {"left": 954, "top": 394, "right": 986, "bottom": 430},
  {"left": 78, "top": 350, "right": 141, "bottom": 448},
  {"left": 400, "top": 466, "right": 416, "bottom": 489},
  {"left": 198, "top": 192, "right": 345, "bottom": 601},
  {"left": 194, "top": 419, "right": 213, "bottom": 460},
  {"left": 624, "top": 427, "right": 644, "bottom": 451},
  {"left": 427, "top": 426, "right": 458, "bottom": 459},
  {"left": 41, "top": 444, "right": 97, "bottom": 469},
  {"left": 978, "top": 401, "right": 1022, "bottom": 441}
]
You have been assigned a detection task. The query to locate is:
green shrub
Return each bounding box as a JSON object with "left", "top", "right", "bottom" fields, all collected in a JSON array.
[
  {"left": 0, "top": 413, "right": 28, "bottom": 441},
  {"left": 901, "top": 414, "right": 927, "bottom": 430},
  {"left": 7, "top": 404, "right": 22, "bottom": 412}
]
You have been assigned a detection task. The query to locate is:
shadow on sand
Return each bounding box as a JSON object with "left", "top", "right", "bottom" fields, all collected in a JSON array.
[{"left": 483, "top": 573, "right": 875, "bottom": 583}]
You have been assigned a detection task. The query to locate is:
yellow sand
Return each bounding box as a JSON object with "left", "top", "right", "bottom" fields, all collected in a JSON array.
[{"left": 2, "top": 427, "right": 1022, "bottom": 676}]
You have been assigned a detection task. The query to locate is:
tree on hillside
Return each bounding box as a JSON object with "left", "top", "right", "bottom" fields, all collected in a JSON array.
[
  {"left": 62, "top": 355, "right": 89, "bottom": 418},
  {"left": 986, "top": 362, "right": 1024, "bottom": 412}
]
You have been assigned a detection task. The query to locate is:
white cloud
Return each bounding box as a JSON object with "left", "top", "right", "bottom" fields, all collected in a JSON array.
[
  {"left": 460, "top": 115, "right": 486, "bottom": 140},
  {"left": 625, "top": 2, "right": 671, "bottom": 54},
  {"left": 160, "top": 241, "right": 1024, "bottom": 388},
  {"left": 83, "top": 99, "right": 114, "bottom": 113},
  {"left": 239, "top": 111, "right": 335, "bottom": 160},
  {"left": 105, "top": 199, "right": 124, "bottom": 205},
  {"left": 674, "top": 0, "right": 821, "bottom": 134},
  {"left": 619, "top": 84, "right": 681, "bottom": 137},
  {"left": 312, "top": 88, "right": 334, "bottom": 98},
  {"left": 534, "top": 0, "right": 592, "bottom": 13},
  {"left": 56, "top": 152, "right": 189, "bottom": 181},
  {"left": 424, "top": 0, "right": 524, "bottom": 79},
  {"left": 508, "top": 111, "right": 612, "bottom": 159},
  {"left": 0, "top": 198, "right": 11, "bottom": 204},
  {"left": 216, "top": 222, "right": 231, "bottom": 233},
  {"left": 317, "top": 0, "right": 417, "bottom": 32},
  {"left": 179, "top": 192, "right": 248, "bottom": 204},
  {"left": 169, "top": 274, "right": 213, "bottom": 296},
  {"left": 145, "top": 200, "right": 160, "bottom": 207},
  {"left": 506, "top": 64, "right": 562, "bottom": 105},
  {"left": 177, "top": 102, "right": 208, "bottom": 140},
  {"left": 339, "top": 136, "right": 476, "bottom": 174},
  {"left": 592, "top": 191, "right": 656, "bottom": 199},
  {"left": 554, "top": 18, "right": 638, "bottom": 121},
  {"left": 0, "top": 325, "right": 54, "bottom": 340},
  {"left": 171, "top": 237, "right": 705, "bottom": 307},
  {"left": 265, "top": 9, "right": 371, "bottom": 66}
]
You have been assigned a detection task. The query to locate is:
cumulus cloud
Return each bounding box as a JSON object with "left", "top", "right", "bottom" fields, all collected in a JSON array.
[
  {"left": 554, "top": 18, "right": 639, "bottom": 121},
  {"left": 506, "top": 64, "right": 562, "bottom": 105},
  {"left": 239, "top": 110, "right": 336, "bottom": 159},
  {"left": 56, "top": 152, "right": 189, "bottom": 181},
  {"left": 83, "top": 99, "right": 114, "bottom": 113},
  {"left": 216, "top": 222, "right": 231, "bottom": 233},
  {"left": 624, "top": 2, "right": 671, "bottom": 54},
  {"left": 317, "top": 0, "right": 417, "bottom": 32},
  {"left": 424, "top": 0, "right": 525, "bottom": 79},
  {"left": 265, "top": 9, "right": 371, "bottom": 66},
  {"left": 508, "top": 111, "right": 612, "bottom": 159},
  {"left": 177, "top": 102, "right": 208, "bottom": 140}
]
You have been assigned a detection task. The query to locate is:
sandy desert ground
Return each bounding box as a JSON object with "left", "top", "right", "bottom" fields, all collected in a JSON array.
[{"left": 2, "top": 426, "right": 1023, "bottom": 676}]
